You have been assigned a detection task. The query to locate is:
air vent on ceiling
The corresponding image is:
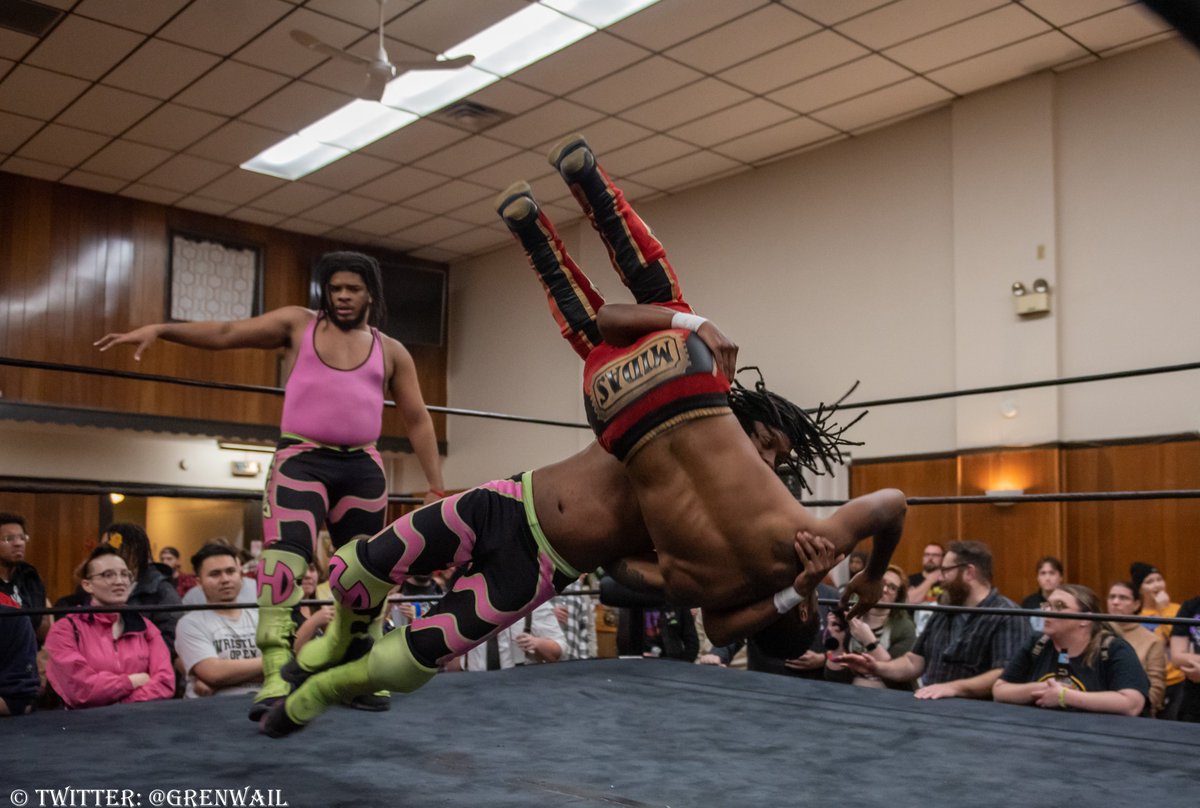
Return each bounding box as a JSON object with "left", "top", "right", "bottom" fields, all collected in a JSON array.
[
  {"left": 0, "top": 0, "right": 63, "bottom": 37},
  {"left": 430, "top": 100, "right": 513, "bottom": 134}
]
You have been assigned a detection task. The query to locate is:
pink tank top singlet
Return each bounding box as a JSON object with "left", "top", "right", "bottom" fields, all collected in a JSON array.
[{"left": 279, "top": 317, "right": 385, "bottom": 446}]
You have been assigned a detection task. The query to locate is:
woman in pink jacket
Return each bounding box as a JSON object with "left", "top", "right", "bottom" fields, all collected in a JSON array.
[{"left": 45, "top": 545, "right": 175, "bottom": 708}]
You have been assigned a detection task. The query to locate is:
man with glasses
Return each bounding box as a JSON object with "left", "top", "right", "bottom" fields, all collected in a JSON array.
[
  {"left": 0, "top": 512, "right": 50, "bottom": 644},
  {"left": 837, "top": 540, "right": 1030, "bottom": 699}
]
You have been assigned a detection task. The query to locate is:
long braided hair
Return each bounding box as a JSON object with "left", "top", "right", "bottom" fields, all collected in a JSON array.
[{"left": 727, "top": 367, "right": 865, "bottom": 493}]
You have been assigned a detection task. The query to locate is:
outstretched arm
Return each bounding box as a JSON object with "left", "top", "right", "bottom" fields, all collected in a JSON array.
[
  {"left": 817, "top": 488, "right": 907, "bottom": 620},
  {"left": 386, "top": 339, "right": 444, "bottom": 502},
  {"left": 95, "top": 306, "right": 308, "bottom": 359},
  {"left": 595, "top": 304, "right": 737, "bottom": 382}
]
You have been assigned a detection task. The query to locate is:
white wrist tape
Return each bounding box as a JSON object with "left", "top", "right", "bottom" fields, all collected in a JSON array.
[
  {"left": 670, "top": 311, "right": 708, "bottom": 332},
  {"left": 773, "top": 586, "right": 804, "bottom": 614}
]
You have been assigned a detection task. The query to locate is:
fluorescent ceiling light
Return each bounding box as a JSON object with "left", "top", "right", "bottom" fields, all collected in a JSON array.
[{"left": 242, "top": 0, "right": 662, "bottom": 180}]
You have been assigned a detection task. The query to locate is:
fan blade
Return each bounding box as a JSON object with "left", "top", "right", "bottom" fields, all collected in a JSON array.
[
  {"left": 390, "top": 53, "right": 475, "bottom": 72},
  {"left": 291, "top": 29, "right": 373, "bottom": 68},
  {"left": 363, "top": 63, "right": 394, "bottom": 101}
]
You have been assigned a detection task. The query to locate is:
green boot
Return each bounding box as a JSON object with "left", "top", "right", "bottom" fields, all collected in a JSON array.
[
  {"left": 292, "top": 539, "right": 393, "bottom": 678},
  {"left": 249, "top": 548, "right": 309, "bottom": 720}
]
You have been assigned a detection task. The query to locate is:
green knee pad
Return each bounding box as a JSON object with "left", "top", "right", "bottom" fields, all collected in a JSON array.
[
  {"left": 255, "top": 549, "right": 309, "bottom": 701},
  {"left": 295, "top": 539, "right": 392, "bottom": 673}
]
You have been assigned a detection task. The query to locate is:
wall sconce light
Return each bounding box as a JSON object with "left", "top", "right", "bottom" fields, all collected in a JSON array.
[
  {"left": 230, "top": 460, "right": 262, "bottom": 477},
  {"left": 1012, "top": 279, "right": 1051, "bottom": 316},
  {"left": 108, "top": 492, "right": 125, "bottom": 505},
  {"left": 985, "top": 488, "right": 1023, "bottom": 507}
]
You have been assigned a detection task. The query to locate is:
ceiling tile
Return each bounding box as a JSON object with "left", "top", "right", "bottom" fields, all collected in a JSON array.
[
  {"left": 0, "top": 64, "right": 88, "bottom": 119},
  {"left": 926, "top": 31, "right": 1088, "bottom": 96},
  {"left": 157, "top": 0, "right": 294, "bottom": 56},
  {"left": 666, "top": 3, "right": 820, "bottom": 74},
  {"left": 402, "top": 178, "right": 493, "bottom": 215},
  {"left": 239, "top": 79, "right": 353, "bottom": 133},
  {"left": 138, "top": 153, "right": 231, "bottom": 193},
  {"left": 600, "top": 134, "right": 697, "bottom": 177},
  {"left": 351, "top": 205, "right": 432, "bottom": 236},
  {"left": 383, "top": 0, "right": 527, "bottom": 53},
  {"left": 509, "top": 33, "right": 649, "bottom": 96},
  {"left": 103, "top": 38, "right": 223, "bottom": 100},
  {"left": 444, "top": 194, "right": 517, "bottom": 226},
  {"left": 780, "top": 0, "right": 894, "bottom": 26},
  {"left": 121, "top": 183, "right": 185, "bottom": 205},
  {"left": 413, "top": 135, "right": 521, "bottom": 178},
  {"left": 176, "top": 196, "right": 239, "bottom": 216},
  {"left": 409, "top": 245, "right": 461, "bottom": 263},
  {"left": 531, "top": 116, "right": 654, "bottom": 155},
  {"left": 394, "top": 216, "right": 476, "bottom": 244},
  {"left": 304, "top": 0, "right": 417, "bottom": 29},
  {"left": 124, "top": 104, "right": 228, "bottom": 152},
  {"left": 810, "top": 76, "right": 952, "bottom": 131},
  {"left": 59, "top": 169, "right": 126, "bottom": 193},
  {"left": 621, "top": 78, "right": 752, "bottom": 131},
  {"left": 354, "top": 165, "right": 450, "bottom": 203},
  {"left": 720, "top": 30, "right": 869, "bottom": 95},
  {"left": 607, "top": 0, "right": 768, "bottom": 51},
  {"left": 768, "top": 55, "right": 912, "bottom": 114},
  {"left": 433, "top": 226, "right": 509, "bottom": 257},
  {"left": 835, "top": 0, "right": 1007, "bottom": 50},
  {"left": 16, "top": 123, "right": 109, "bottom": 167},
  {"left": 484, "top": 99, "right": 605, "bottom": 149},
  {"left": 568, "top": 57, "right": 704, "bottom": 115},
  {"left": 1020, "top": 0, "right": 1134, "bottom": 27},
  {"left": 0, "top": 26, "right": 38, "bottom": 61},
  {"left": 277, "top": 217, "right": 332, "bottom": 236},
  {"left": 361, "top": 118, "right": 470, "bottom": 165},
  {"left": 174, "top": 61, "right": 292, "bottom": 116},
  {"left": 626, "top": 149, "right": 742, "bottom": 192},
  {"left": 527, "top": 172, "right": 575, "bottom": 205},
  {"left": 186, "top": 120, "right": 289, "bottom": 164},
  {"left": 74, "top": 0, "right": 190, "bottom": 34},
  {"left": 194, "top": 168, "right": 286, "bottom": 204},
  {"left": 669, "top": 98, "right": 796, "bottom": 148},
  {"left": 710, "top": 115, "right": 840, "bottom": 163},
  {"left": 226, "top": 207, "right": 287, "bottom": 226},
  {"left": 323, "top": 227, "right": 378, "bottom": 245},
  {"left": 300, "top": 194, "right": 385, "bottom": 227},
  {"left": 56, "top": 85, "right": 161, "bottom": 136},
  {"left": 1065, "top": 4, "right": 1173, "bottom": 52},
  {"left": 24, "top": 14, "right": 145, "bottom": 81},
  {"left": 251, "top": 182, "right": 340, "bottom": 215},
  {"left": 885, "top": 4, "right": 1051, "bottom": 73},
  {"left": 461, "top": 78, "right": 552, "bottom": 118},
  {"left": 80, "top": 139, "right": 174, "bottom": 180},
  {"left": 1100, "top": 29, "right": 1177, "bottom": 57},
  {"left": 2, "top": 155, "right": 68, "bottom": 182},
  {"left": 0, "top": 111, "right": 43, "bottom": 154},
  {"left": 460, "top": 149, "right": 554, "bottom": 193},
  {"left": 234, "top": 8, "right": 365, "bottom": 76},
  {"left": 302, "top": 151, "right": 400, "bottom": 192}
]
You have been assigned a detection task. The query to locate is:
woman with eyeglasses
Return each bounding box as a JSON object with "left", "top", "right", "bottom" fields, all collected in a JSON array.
[
  {"left": 993, "top": 584, "right": 1149, "bottom": 716},
  {"left": 44, "top": 546, "right": 175, "bottom": 709},
  {"left": 100, "top": 523, "right": 183, "bottom": 654},
  {"left": 824, "top": 565, "right": 917, "bottom": 690}
]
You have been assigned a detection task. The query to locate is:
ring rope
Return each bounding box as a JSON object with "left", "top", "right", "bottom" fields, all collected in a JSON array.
[
  {"left": 803, "top": 489, "right": 1200, "bottom": 507},
  {"left": 0, "top": 479, "right": 425, "bottom": 504},
  {"left": 816, "top": 598, "right": 1200, "bottom": 627}
]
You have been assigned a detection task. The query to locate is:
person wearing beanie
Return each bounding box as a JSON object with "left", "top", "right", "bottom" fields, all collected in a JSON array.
[{"left": 1131, "top": 561, "right": 1185, "bottom": 719}]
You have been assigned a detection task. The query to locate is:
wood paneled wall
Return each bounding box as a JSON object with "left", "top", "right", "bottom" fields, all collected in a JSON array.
[
  {"left": 851, "top": 439, "right": 1200, "bottom": 604},
  {"left": 2, "top": 492, "right": 101, "bottom": 604},
  {"left": 0, "top": 171, "right": 446, "bottom": 440}
]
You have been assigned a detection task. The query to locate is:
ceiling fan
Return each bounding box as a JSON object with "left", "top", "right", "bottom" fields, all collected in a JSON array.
[{"left": 291, "top": 0, "right": 475, "bottom": 102}]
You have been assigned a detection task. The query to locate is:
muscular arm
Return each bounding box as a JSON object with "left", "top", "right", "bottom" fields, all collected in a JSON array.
[
  {"left": 595, "top": 304, "right": 737, "bottom": 382},
  {"left": 606, "top": 554, "right": 665, "bottom": 595},
  {"left": 822, "top": 489, "right": 906, "bottom": 578},
  {"left": 95, "top": 307, "right": 308, "bottom": 359},
  {"left": 386, "top": 339, "right": 444, "bottom": 495}
]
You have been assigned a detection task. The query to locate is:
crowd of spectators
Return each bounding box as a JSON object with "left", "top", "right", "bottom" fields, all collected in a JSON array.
[{"left": 2, "top": 507, "right": 1198, "bottom": 725}]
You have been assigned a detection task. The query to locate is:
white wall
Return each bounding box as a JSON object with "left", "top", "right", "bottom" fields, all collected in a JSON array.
[{"left": 444, "top": 38, "right": 1200, "bottom": 486}]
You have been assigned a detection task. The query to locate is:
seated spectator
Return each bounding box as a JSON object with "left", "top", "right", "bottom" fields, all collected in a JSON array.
[
  {"left": 837, "top": 540, "right": 1031, "bottom": 699},
  {"left": 554, "top": 574, "right": 598, "bottom": 661},
  {"left": 617, "top": 604, "right": 699, "bottom": 662},
  {"left": 292, "top": 564, "right": 332, "bottom": 654},
  {"left": 994, "top": 584, "right": 1148, "bottom": 717},
  {"left": 1131, "top": 561, "right": 1185, "bottom": 719},
  {"left": 0, "top": 512, "right": 51, "bottom": 644},
  {"left": 837, "top": 552, "right": 868, "bottom": 595},
  {"left": 1020, "top": 556, "right": 1063, "bottom": 633},
  {"left": 906, "top": 542, "right": 946, "bottom": 635},
  {"left": 0, "top": 592, "right": 39, "bottom": 716},
  {"left": 44, "top": 546, "right": 175, "bottom": 709},
  {"left": 1169, "top": 592, "right": 1200, "bottom": 722},
  {"left": 1106, "top": 581, "right": 1166, "bottom": 715},
  {"left": 825, "top": 565, "right": 916, "bottom": 690},
  {"left": 159, "top": 546, "right": 198, "bottom": 598},
  {"left": 453, "top": 601, "right": 565, "bottom": 671},
  {"left": 175, "top": 544, "right": 262, "bottom": 698},
  {"left": 101, "top": 523, "right": 182, "bottom": 652}
]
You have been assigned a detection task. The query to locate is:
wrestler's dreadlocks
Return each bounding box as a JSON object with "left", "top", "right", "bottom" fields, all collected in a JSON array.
[{"left": 727, "top": 367, "right": 865, "bottom": 494}]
